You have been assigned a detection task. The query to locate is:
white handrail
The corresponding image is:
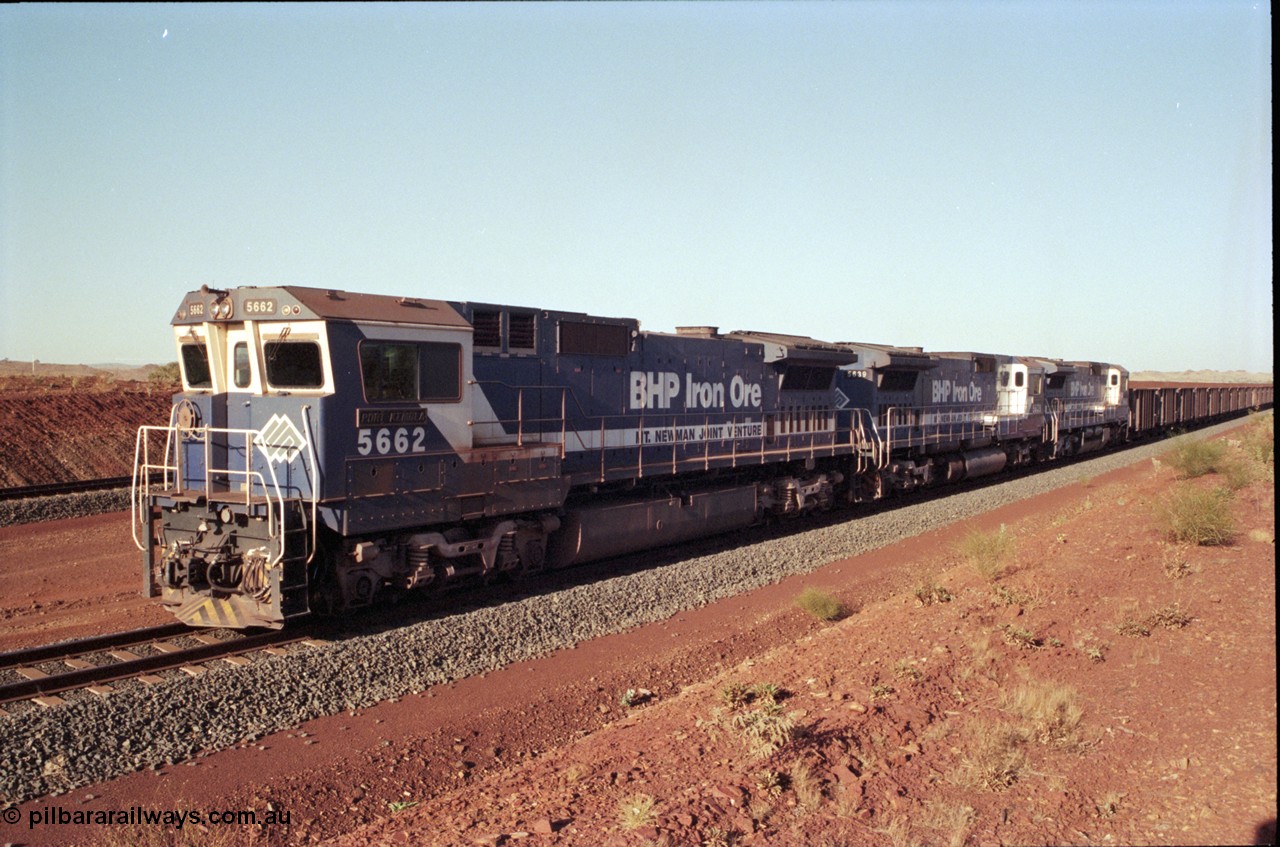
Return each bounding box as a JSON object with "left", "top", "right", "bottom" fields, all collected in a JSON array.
[
  {"left": 131, "top": 421, "right": 311, "bottom": 566},
  {"left": 300, "top": 406, "right": 319, "bottom": 565}
]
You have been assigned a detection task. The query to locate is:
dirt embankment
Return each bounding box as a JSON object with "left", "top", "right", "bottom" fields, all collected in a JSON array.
[{"left": 0, "top": 378, "right": 176, "bottom": 487}]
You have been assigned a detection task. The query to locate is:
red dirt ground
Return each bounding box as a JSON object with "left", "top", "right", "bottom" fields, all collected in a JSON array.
[
  {"left": 0, "top": 511, "right": 171, "bottom": 650},
  {"left": 0, "top": 377, "right": 176, "bottom": 487},
  {"left": 1, "top": 418, "right": 1274, "bottom": 847}
]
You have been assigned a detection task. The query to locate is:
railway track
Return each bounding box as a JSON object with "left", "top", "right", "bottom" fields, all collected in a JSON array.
[
  {"left": 0, "top": 475, "right": 162, "bottom": 502},
  {"left": 0, "top": 622, "right": 326, "bottom": 711}
]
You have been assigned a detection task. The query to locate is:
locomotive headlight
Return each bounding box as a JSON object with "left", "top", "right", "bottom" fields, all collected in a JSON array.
[{"left": 218, "top": 506, "right": 233, "bottom": 525}]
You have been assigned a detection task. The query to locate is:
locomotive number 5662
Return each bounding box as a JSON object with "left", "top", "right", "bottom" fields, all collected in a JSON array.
[{"left": 356, "top": 426, "right": 427, "bottom": 456}]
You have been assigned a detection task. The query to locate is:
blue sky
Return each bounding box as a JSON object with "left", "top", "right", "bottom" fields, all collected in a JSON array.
[{"left": 1, "top": 2, "right": 1272, "bottom": 372}]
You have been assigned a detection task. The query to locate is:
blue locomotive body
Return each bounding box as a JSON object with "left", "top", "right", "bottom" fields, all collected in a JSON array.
[{"left": 134, "top": 284, "right": 1145, "bottom": 628}]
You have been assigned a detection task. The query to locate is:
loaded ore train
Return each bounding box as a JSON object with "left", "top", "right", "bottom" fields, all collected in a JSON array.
[{"left": 132, "top": 285, "right": 1273, "bottom": 628}]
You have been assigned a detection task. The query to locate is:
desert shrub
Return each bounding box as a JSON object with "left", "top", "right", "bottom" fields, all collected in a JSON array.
[
  {"left": 1220, "top": 457, "right": 1256, "bottom": 490},
  {"left": 960, "top": 525, "right": 1015, "bottom": 581},
  {"left": 794, "top": 587, "right": 847, "bottom": 621},
  {"left": 1165, "top": 439, "right": 1228, "bottom": 479},
  {"left": 1161, "top": 545, "right": 1194, "bottom": 579},
  {"left": 892, "top": 659, "right": 923, "bottom": 682},
  {"left": 1242, "top": 413, "right": 1274, "bottom": 466},
  {"left": 1117, "top": 613, "right": 1151, "bottom": 638},
  {"left": 720, "top": 681, "right": 784, "bottom": 711},
  {"left": 1154, "top": 485, "right": 1236, "bottom": 546},
  {"left": 1074, "top": 635, "right": 1106, "bottom": 663},
  {"left": 148, "top": 362, "right": 181, "bottom": 384},
  {"left": 617, "top": 794, "right": 657, "bottom": 829},
  {"left": 731, "top": 699, "right": 797, "bottom": 758},
  {"left": 1145, "top": 601, "right": 1194, "bottom": 630},
  {"left": 913, "top": 579, "right": 953, "bottom": 606},
  {"left": 999, "top": 624, "right": 1042, "bottom": 650},
  {"left": 992, "top": 584, "right": 1029, "bottom": 607},
  {"left": 755, "top": 768, "right": 785, "bottom": 795},
  {"left": 720, "top": 682, "right": 751, "bottom": 710},
  {"left": 748, "top": 681, "right": 782, "bottom": 702}
]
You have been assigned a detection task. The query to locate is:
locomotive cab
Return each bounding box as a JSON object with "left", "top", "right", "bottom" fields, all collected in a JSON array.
[
  {"left": 136, "top": 289, "right": 338, "bottom": 627},
  {"left": 136, "top": 285, "right": 488, "bottom": 628},
  {"left": 996, "top": 362, "right": 1029, "bottom": 417},
  {"left": 1105, "top": 367, "right": 1125, "bottom": 407}
]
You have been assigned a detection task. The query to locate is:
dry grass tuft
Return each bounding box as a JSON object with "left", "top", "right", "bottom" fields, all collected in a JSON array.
[
  {"left": 788, "top": 759, "right": 825, "bottom": 810},
  {"left": 1117, "top": 611, "right": 1152, "bottom": 638},
  {"left": 876, "top": 813, "right": 920, "bottom": 847},
  {"left": 1004, "top": 679, "right": 1084, "bottom": 746},
  {"left": 794, "top": 587, "right": 848, "bottom": 622},
  {"left": 921, "top": 800, "right": 977, "bottom": 847},
  {"left": 94, "top": 818, "right": 266, "bottom": 847},
  {"left": 1154, "top": 485, "right": 1236, "bottom": 546},
  {"left": 1241, "top": 413, "right": 1274, "bottom": 467},
  {"left": 956, "top": 724, "right": 1027, "bottom": 790},
  {"left": 1165, "top": 439, "right": 1229, "bottom": 479},
  {"left": 960, "top": 525, "right": 1016, "bottom": 581}
]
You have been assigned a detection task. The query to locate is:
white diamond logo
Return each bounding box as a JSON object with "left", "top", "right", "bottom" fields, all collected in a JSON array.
[
  {"left": 255, "top": 413, "right": 307, "bottom": 464},
  {"left": 833, "top": 387, "right": 851, "bottom": 410}
]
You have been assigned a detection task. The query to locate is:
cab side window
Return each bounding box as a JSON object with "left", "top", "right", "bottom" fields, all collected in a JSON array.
[
  {"left": 419, "top": 342, "right": 461, "bottom": 402},
  {"left": 361, "top": 343, "right": 417, "bottom": 401},
  {"left": 181, "top": 343, "right": 213, "bottom": 389},
  {"left": 264, "top": 342, "right": 324, "bottom": 389},
  {"left": 361, "top": 341, "right": 462, "bottom": 403}
]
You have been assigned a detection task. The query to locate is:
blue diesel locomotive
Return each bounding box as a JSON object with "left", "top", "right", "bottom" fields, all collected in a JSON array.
[{"left": 131, "top": 285, "right": 1136, "bottom": 628}]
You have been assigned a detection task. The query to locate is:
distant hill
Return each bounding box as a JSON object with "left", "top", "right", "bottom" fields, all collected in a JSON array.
[
  {"left": 0, "top": 360, "right": 170, "bottom": 382},
  {"left": 1130, "top": 370, "right": 1272, "bottom": 384}
]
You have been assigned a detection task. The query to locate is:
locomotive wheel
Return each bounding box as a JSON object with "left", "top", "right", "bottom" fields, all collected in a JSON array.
[{"left": 502, "top": 536, "right": 548, "bottom": 583}]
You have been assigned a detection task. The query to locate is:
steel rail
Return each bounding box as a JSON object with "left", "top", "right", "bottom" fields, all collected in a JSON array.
[
  {"left": 0, "top": 629, "right": 316, "bottom": 706},
  {"left": 0, "top": 623, "right": 202, "bottom": 672},
  {"left": 0, "top": 474, "right": 164, "bottom": 503}
]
